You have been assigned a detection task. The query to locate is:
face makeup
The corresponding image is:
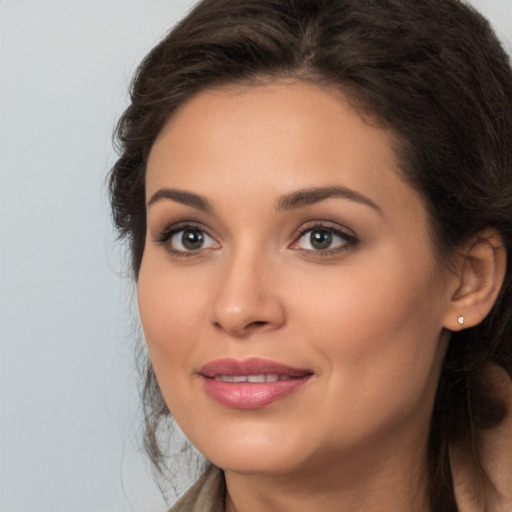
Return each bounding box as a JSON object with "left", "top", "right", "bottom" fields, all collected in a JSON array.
[
  {"left": 138, "top": 82, "right": 454, "bottom": 481},
  {"left": 199, "top": 357, "right": 313, "bottom": 409}
]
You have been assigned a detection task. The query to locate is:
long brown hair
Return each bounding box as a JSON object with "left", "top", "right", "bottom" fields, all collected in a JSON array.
[{"left": 109, "top": 0, "right": 512, "bottom": 508}]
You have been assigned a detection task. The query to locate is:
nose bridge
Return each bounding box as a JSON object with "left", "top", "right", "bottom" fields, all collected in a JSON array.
[{"left": 210, "top": 243, "right": 285, "bottom": 336}]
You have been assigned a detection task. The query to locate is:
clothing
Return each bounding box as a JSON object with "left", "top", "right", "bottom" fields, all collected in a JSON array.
[
  {"left": 451, "top": 368, "right": 512, "bottom": 512},
  {"left": 169, "top": 372, "right": 512, "bottom": 512},
  {"left": 170, "top": 462, "right": 512, "bottom": 512},
  {"left": 169, "top": 465, "right": 225, "bottom": 512},
  {"left": 170, "top": 456, "right": 512, "bottom": 512}
]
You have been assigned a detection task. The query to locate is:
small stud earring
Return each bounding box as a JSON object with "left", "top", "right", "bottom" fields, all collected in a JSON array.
[{"left": 458, "top": 316, "right": 464, "bottom": 325}]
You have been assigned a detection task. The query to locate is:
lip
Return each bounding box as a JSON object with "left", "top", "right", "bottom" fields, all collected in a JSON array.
[{"left": 198, "top": 358, "right": 313, "bottom": 409}]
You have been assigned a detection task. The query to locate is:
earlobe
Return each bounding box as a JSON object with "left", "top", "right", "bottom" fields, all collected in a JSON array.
[{"left": 443, "top": 229, "right": 506, "bottom": 331}]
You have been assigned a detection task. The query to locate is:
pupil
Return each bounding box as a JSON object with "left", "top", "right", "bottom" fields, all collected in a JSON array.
[
  {"left": 310, "top": 230, "right": 332, "bottom": 250},
  {"left": 182, "top": 230, "right": 204, "bottom": 250}
]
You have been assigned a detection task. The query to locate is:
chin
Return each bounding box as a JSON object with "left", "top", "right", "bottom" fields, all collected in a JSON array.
[
  {"left": 210, "top": 447, "right": 308, "bottom": 476},
  {"left": 185, "top": 421, "right": 312, "bottom": 476}
]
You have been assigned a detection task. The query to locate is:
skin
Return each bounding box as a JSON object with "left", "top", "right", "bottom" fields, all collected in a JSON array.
[
  {"left": 138, "top": 82, "right": 467, "bottom": 511},
  {"left": 451, "top": 365, "right": 512, "bottom": 511}
]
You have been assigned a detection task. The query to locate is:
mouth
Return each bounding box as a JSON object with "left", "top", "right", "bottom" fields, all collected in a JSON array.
[
  {"left": 213, "top": 374, "right": 295, "bottom": 383},
  {"left": 198, "top": 358, "right": 313, "bottom": 409}
]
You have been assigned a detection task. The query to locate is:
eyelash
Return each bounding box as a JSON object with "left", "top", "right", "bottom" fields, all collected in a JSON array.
[
  {"left": 153, "top": 222, "right": 219, "bottom": 258},
  {"left": 153, "top": 221, "right": 358, "bottom": 258},
  {"left": 290, "top": 221, "right": 358, "bottom": 257}
]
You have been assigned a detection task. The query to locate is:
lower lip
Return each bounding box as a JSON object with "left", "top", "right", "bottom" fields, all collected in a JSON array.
[{"left": 201, "top": 376, "right": 311, "bottom": 409}]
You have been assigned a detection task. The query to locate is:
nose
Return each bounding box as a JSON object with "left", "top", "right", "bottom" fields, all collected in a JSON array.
[{"left": 209, "top": 251, "right": 286, "bottom": 337}]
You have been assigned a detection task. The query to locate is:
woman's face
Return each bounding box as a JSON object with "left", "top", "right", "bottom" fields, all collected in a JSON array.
[{"left": 138, "top": 82, "right": 457, "bottom": 477}]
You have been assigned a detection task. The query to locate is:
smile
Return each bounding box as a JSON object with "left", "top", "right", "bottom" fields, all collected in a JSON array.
[
  {"left": 213, "top": 374, "right": 294, "bottom": 383},
  {"left": 199, "top": 358, "right": 313, "bottom": 409}
]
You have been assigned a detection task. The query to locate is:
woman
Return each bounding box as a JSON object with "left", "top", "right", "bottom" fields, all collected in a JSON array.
[{"left": 109, "top": 0, "right": 512, "bottom": 510}]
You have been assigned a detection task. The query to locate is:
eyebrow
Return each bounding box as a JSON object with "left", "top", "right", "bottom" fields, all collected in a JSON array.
[
  {"left": 147, "top": 185, "right": 383, "bottom": 216},
  {"left": 276, "top": 186, "right": 383, "bottom": 215},
  {"left": 147, "top": 188, "right": 213, "bottom": 212}
]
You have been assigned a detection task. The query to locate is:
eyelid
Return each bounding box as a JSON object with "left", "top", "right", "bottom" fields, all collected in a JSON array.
[
  {"left": 153, "top": 221, "right": 206, "bottom": 243},
  {"left": 153, "top": 221, "right": 220, "bottom": 256},
  {"left": 152, "top": 219, "right": 356, "bottom": 258},
  {"left": 289, "top": 221, "right": 358, "bottom": 254}
]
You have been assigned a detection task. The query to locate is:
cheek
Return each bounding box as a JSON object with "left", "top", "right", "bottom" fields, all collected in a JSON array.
[
  {"left": 137, "top": 254, "right": 209, "bottom": 385},
  {"left": 289, "top": 250, "right": 447, "bottom": 405}
]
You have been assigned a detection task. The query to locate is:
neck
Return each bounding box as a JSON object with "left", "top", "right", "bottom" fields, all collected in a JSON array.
[{"left": 224, "top": 439, "right": 431, "bottom": 512}]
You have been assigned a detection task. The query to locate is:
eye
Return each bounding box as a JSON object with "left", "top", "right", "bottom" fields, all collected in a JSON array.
[
  {"left": 155, "top": 224, "right": 219, "bottom": 256},
  {"left": 290, "top": 224, "right": 357, "bottom": 254},
  {"left": 171, "top": 228, "right": 216, "bottom": 251}
]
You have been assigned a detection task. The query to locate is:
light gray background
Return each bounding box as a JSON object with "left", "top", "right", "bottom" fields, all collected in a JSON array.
[{"left": 0, "top": 1, "right": 510, "bottom": 511}]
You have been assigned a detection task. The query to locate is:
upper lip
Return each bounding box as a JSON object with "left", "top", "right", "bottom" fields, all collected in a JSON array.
[{"left": 199, "top": 358, "right": 312, "bottom": 378}]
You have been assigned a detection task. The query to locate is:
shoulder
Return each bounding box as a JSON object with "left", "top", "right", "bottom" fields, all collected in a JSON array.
[
  {"left": 452, "top": 366, "right": 512, "bottom": 512},
  {"left": 169, "top": 465, "right": 225, "bottom": 512}
]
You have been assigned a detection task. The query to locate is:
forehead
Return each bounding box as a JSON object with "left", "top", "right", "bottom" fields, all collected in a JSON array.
[
  {"left": 153, "top": 81, "right": 391, "bottom": 150},
  {"left": 146, "top": 81, "right": 425, "bottom": 223}
]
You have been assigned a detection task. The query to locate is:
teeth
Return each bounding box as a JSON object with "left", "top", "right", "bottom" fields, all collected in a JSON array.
[
  {"left": 214, "top": 375, "right": 235, "bottom": 383},
  {"left": 213, "top": 374, "right": 289, "bottom": 383},
  {"left": 247, "top": 375, "right": 265, "bottom": 383}
]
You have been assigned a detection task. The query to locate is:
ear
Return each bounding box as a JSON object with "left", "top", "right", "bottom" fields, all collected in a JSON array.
[{"left": 443, "top": 229, "right": 507, "bottom": 331}]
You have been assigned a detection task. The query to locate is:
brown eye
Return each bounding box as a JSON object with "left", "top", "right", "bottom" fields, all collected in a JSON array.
[
  {"left": 310, "top": 230, "right": 333, "bottom": 250},
  {"left": 290, "top": 224, "right": 356, "bottom": 254},
  {"left": 181, "top": 229, "right": 205, "bottom": 250},
  {"left": 167, "top": 227, "right": 219, "bottom": 253}
]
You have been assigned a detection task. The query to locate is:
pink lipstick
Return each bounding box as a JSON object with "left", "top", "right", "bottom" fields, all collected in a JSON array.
[{"left": 199, "top": 358, "right": 313, "bottom": 409}]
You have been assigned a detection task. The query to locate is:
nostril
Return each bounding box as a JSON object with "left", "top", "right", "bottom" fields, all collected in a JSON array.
[
  {"left": 246, "top": 321, "right": 267, "bottom": 329},
  {"left": 212, "top": 318, "right": 270, "bottom": 335}
]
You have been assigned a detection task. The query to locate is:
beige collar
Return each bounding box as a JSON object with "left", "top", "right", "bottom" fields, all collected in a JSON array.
[
  {"left": 170, "top": 371, "right": 512, "bottom": 512},
  {"left": 451, "top": 368, "right": 512, "bottom": 512}
]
